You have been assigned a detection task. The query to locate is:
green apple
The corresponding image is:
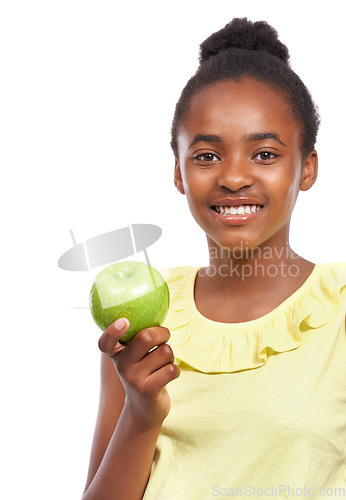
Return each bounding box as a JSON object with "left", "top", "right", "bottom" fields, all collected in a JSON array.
[{"left": 89, "top": 261, "right": 169, "bottom": 342}]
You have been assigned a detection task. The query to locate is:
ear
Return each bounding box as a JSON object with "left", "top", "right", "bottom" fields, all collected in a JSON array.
[
  {"left": 299, "top": 149, "right": 318, "bottom": 192},
  {"left": 174, "top": 158, "right": 185, "bottom": 194}
]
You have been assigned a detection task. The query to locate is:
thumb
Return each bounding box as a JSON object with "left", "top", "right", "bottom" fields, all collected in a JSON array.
[{"left": 98, "top": 317, "right": 130, "bottom": 356}]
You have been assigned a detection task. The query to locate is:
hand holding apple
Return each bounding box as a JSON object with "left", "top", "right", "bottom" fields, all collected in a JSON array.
[
  {"left": 89, "top": 261, "right": 170, "bottom": 342},
  {"left": 99, "top": 321, "right": 180, "bottom": 425}
]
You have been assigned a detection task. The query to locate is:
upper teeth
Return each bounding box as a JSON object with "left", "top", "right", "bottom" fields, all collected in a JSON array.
[{"left": 214, "top": 205, "right": 262, "bottom": 215}]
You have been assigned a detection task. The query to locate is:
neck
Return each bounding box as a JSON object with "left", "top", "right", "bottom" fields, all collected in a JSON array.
[{"left": 202, "top": 237, "right": 311, "bottom": 296}]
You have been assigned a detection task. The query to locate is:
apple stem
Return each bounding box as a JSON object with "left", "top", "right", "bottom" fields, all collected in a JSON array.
[{"left": 142, "top": 248, "right": 158, "bottom": 289}]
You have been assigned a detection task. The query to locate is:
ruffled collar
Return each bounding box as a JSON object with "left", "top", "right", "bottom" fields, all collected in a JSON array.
[{"left": 162, "top": 262, "right": 346, "bottom": 373}]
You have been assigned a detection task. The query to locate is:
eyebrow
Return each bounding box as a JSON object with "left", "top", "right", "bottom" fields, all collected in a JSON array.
[
  {"left": 245, "top": 132, "right": 287, "bottom": 147},
  {"left": 188, "top": 134, "right": 222, "bottom": 149},
  {"left": 188, "top": 131, "right": 287, "bottom": 149}
]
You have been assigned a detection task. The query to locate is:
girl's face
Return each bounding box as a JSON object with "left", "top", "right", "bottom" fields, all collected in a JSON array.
[{"left": 174, "top": 78, "right": 318, "bottom": 253}]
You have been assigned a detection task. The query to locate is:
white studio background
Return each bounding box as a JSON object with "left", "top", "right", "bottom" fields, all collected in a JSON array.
[{"left": 0, "top": 1, "right": 345, "bottom": 498}]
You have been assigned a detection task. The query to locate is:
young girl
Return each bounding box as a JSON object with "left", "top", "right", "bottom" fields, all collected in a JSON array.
[{"left": 81, "top": 18, "right": 346, "bottom": 500}]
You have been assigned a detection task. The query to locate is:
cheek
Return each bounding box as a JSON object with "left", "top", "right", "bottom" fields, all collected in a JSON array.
[
  {"left": 181, "top": 171, "right": 213, "bottom": 225},
  {"left": 183, "top": 169, "right": 208, "bottom": 198},
  {"left": 286, "top": 165, "right": 303, "bottom": 200},
  {"left": 267, "top": 167, "right": 301, "bottom": 211}
]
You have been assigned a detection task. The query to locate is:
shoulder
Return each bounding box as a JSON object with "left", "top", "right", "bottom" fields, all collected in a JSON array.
[
  {"left": 158, "top": 265, "right": 196, "bottom": 282},
  {"left": 158, "top": 265, "right": 198, "bottom": 294},
  {"left": 158, "top": 265, "right": 197, "bottom": 307},
  {"left": 318, "top": 262, "right": 346, "bottom": 331},
  {"left": 158, "top": 265, "right": 200, "bottom": 332},
  {"left": 320, "top": 261, "right": 346, "bottom": 276},
  {"left": 316, "top": 262, "right": 346, "bottom": 296}
]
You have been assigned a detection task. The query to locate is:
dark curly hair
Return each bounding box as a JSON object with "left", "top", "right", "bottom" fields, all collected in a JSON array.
[{"left": 170, "top": 18, "right": 320, "bottom": 161}]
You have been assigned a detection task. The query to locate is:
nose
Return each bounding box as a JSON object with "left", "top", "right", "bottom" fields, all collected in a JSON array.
[{"left": 217, "top": 155, "right": 255, "bottom": 191}]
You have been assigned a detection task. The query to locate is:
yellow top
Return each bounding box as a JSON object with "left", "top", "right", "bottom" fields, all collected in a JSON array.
[{"left": 143, "top": 262, "right": 346, "bottom": 500}]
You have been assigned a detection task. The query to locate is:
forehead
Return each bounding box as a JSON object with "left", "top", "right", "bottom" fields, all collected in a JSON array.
[{"left": 179, "top": 78, "right": 300, "bottom": 145}]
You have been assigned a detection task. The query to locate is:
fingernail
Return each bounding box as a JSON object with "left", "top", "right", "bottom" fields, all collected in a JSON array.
[{"left": 114, "top": 318, "right": 127, "bottom": 331}]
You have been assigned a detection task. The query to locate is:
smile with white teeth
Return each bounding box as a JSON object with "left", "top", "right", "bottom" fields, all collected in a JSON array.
[{"left": 213, "top": 204, "right": 262, "bottom": 215}]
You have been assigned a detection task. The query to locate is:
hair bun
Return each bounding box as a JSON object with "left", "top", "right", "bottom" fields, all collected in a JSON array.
[{"left": 199, "top": 18, "right": 290, "bottom": 65}]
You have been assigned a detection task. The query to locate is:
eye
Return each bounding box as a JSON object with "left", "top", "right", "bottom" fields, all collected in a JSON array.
[
  {"left": 194, "top": 152, "right": 220, "bottom": 163},
  {"left": 253, "top": 151, "right": 278, "bottom": 162}
]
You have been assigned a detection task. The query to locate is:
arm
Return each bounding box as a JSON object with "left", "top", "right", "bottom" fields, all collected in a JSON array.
[
  {"left": 81, "top": 320, "right": 179, "bottom": 500},
  {"left": 82, "top": 353, "right": 125, "bottom": 493}
]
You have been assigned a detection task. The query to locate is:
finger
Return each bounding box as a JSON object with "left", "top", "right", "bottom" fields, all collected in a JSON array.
[
  {"left": 145, "top": 362, "right": 180, "bottom": 394},
  {"left": 125, "top": 327, "right": 171, "bottom": 363},
  {"left": 98, "top": 317, "right": 130, "bottom": 357},
  {"left": 137, "top": 344, "right": 175, "bottom": 377}
]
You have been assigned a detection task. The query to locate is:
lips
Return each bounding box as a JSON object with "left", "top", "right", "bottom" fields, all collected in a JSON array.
[
  {"left": 211, "top": 197, "right": 265, "bottom": 208},
  {"left": 210, "top": 204, "right": 264, "bottom": 225}
]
